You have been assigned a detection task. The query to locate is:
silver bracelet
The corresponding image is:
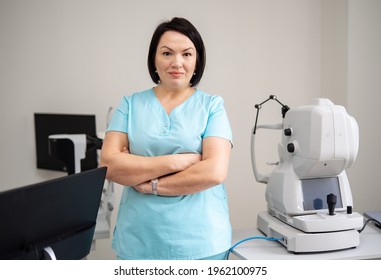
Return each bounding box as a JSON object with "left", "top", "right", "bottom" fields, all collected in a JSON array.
[{"left": 151, "top": 178, "right": 159, "bottom": 196}]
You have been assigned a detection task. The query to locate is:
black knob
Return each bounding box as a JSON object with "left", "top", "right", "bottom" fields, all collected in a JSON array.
[
  {"left": 287, "top": 143, "right": 295, "bottom": 153},
  {"left": 327, "top": 193, "right": 337, "bottom": 215},
  {"left": 284, "top": 128, "right": 292, "bottom": 136}
]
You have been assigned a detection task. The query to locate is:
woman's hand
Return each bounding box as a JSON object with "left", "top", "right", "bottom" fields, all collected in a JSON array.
[
  {"left": 173, "top": 153, "right": 202, "bottom": 170},
  {"left": 133, "top": 181, "right": 152, "bottom": 194}
]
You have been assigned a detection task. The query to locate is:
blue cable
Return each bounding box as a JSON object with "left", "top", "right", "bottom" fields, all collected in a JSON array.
[{"left": 226, "top": 236, "right": 283, "bottom": 260}]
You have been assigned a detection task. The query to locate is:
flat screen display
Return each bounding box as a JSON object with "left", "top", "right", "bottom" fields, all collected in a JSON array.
[
  {"left": 301, "top": 177, "right": 343, "bottom": 211},
  {"left": 0, "top": 167, "right": 107, "bottom": 259}
]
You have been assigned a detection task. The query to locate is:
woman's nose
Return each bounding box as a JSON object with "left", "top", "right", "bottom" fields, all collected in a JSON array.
[{"left": 171, "top": 54, "right": 183, "bottom": 67}]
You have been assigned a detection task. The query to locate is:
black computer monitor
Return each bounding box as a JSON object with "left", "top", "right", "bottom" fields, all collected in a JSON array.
[
  {"left": 0, "top": 167, "right": 107, "bottom": 260},
  {"left": 34, "top": 113, "right": 99, "bottom": 173}
]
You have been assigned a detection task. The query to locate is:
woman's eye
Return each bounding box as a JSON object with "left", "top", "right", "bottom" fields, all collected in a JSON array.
[
  {"left": 162, "top": 52, "right": 171, "bottom": 56},
  {"left": 183, "top": 52, "right": 192, "bottom": 57}
]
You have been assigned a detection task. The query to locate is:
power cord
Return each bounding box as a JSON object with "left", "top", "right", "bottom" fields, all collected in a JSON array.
[
  {"left": 358, "top": 218, "right": 381, "bottom": 233},
  {"left": 226, "top": 236, "right": 283, "bottom": 260}
]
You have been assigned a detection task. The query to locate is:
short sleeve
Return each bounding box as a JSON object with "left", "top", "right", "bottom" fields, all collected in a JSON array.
[
  {"left": 106, "top": 96, "right": 130, "bottom": 133},
  {"left": 203, "top": 96, "right": 233, "bottom": 145}
]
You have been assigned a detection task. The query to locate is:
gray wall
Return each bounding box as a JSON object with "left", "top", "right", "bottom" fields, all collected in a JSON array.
[{"left": 0, "top": 0, "right": 379, "bottom": 259}]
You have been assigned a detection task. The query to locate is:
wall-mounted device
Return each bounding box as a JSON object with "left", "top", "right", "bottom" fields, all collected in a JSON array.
[{"left": 34, "top": 113, "right": 100, "bottom": 174}]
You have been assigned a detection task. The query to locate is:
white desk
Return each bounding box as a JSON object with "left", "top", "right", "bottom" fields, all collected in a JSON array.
[{"left": 231, "top": 224, "right": 381, "bottom": 260}]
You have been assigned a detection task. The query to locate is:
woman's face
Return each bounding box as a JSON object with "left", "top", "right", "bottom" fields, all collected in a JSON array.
[{"left": 155, "top": 31, "right": 197, "bottom": 90}]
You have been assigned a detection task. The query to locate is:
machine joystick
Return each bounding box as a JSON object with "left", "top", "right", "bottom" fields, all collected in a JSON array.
[{"left": 327, "top": 193, "right": 337, "bottom": 216}]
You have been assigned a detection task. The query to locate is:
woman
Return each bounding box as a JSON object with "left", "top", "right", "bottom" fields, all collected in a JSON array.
[{"left": 100, "top": 17, "right": 233, "bottom": 260}]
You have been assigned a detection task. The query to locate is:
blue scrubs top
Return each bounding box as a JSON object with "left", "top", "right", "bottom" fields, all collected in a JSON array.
[{"left": 107, "top": 88, "right": 232, "bottom": 260}]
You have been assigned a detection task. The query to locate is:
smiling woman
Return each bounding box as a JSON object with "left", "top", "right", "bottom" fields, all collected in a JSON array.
[
  {"left": 147, "top": 17, "right": 206, "bottom": 88},
  {"left": 100, "top": 17, "right": 233, "bottom": 260},
  {"left": 155, "top": 31, "right": 196, "bottom": 87},
  {"left": 153, "top": 30, "right": 197, "bottom": 114}
]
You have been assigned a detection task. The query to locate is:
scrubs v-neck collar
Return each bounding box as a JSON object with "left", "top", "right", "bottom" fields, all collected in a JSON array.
[{"left": 150, "top": 88, "right": 198, "bottom": 117}]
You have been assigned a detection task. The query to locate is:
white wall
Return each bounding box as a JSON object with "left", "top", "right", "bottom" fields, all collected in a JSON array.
[
  {"left": 0, "top": 0, "right": 379, "bottom": 260},
  {"left": 347, "top": 0, "right": 381, "bottom": 215},
  {"left": 321, "top": 0, "right": 348, "bottom": 105}
]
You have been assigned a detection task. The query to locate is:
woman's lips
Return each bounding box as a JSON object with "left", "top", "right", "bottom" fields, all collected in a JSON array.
[{"left": 168, "top": 71, "right": 184, "bottom": 78}]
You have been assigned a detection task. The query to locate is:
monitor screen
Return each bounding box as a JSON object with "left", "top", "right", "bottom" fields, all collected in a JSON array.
[
  {"left": 0, "top": 167, "right": 107, "bottom": 260},
  {"left": 34, "top": 113, "right": 98, "bottom": 173},
  {"left": 301, "top": 177, "right": 343, "bottom": 211}
]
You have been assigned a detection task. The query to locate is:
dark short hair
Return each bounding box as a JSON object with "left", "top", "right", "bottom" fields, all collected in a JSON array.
[{"left": 147, "top": 17, "right": 206, "bottom": 87}]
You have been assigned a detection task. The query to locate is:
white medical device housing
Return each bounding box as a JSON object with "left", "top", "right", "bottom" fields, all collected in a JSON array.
[{"left": 252, "top": 98, "right": 363, "bottom": 253}]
